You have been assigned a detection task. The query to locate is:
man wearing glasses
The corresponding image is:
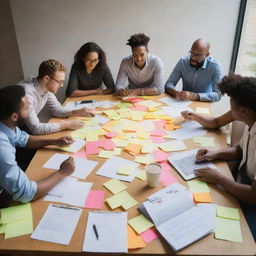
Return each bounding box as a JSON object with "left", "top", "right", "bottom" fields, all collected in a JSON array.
[
  {"left": 17, "top": 59, "right": 94, "bottom": 135},
  {"left": 165, "top": 38, "right": 222, "bottom": 102}
]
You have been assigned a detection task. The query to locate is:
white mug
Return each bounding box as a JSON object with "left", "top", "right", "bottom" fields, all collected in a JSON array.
[{"left": 145, "top": 163, "right": 162, "bottom": 187}]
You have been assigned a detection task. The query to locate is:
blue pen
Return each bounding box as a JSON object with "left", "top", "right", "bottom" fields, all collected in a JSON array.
[{"left": 93, "top": 224, "right": 99, "bottom": 240}]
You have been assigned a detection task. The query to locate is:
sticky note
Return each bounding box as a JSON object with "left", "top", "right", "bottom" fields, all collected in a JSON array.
[
  {"left": 98, "top": 148, "right": 121, "bottom": 158},
  {"left": 141, "top": 143, "right": 156, "bottom": 153},
  {"left": 150, "top": 129, "right": 166, "bottom": 137},
  {"left": 154, "top": 120, "right": 166, "bottom": 129},
  {"left": 101, "top": 139, "right": 116, "bottom": 150},
  {"left": 0, "top": 224, "right": 5, "bottom": 234},
  {"left": 193, "top": 192, "right": 212, "bottom": 203},
  {"left": 215, "top": 217, "right": 242, "bottom": 242},
  {"left": 159, "top": 140, "right": 186, "bottom": 152},
  {"left": 196, "top": 107, "right": 210, "bottom": 114},
  {"left": 125, "top": 143, "right": 142, "bottom": 155},
  {"left": 85, "top": 132, "right": 99, "bottom": 142},
  {"left": 105, "top": 131, "right": 118, "bottom": 139},
  {"left": 112, "top": 138, "right": 129, "bottom": 147},
  {"left": 1, "top": 204, "right": 32, "bottom": 224},
  {"left": 136, "top": 170, "right": 147, "bottom": 181},
  {"left": 4, "top": 218, "right": 33, "bottom": 239},
  {"left": 85, "top": 190, "right": 105, "bottom": 209},
  {"left": 85, "top": 141, "right": 100, "bottom": 155},
  {"left": 117, "top": 102, "right": 132, "bottom": 108},
  {"left": 152, "top": 150, "right": 168, "bottom": 162},
  {"left": 130, "top": 104, "right": 148, "bottom": 111},
  {"left": 193, "top": 136, "right": 215, "bottom": 147},
  {"left": 127, "top": 225, "right": 146, "bottom": 249},
  {"left": 217, "top": 206, "right": 240, "bottom": 220},
  {"left": 135, "top": 155, "right": 154, "bottom": 165},
  {"left": 150, "top": 136, "right": 165, "bottom": 143},
  {"left": 128, "top": 215, "right": 154, "bottom": 234},
  {"left": 103, "top": 179, "right": 127, "bottom": 194},
  {"left": 187, "top": 180, "right": 210, "bottom": 193},
  {"left": 71, "top": 151, "right": 87, "bottom": 158},
  {"left": 140, "top": 228, "right": 159, "bottom": 243},
  {"left": 117, "top": 165, "right": 134, "bottom": 176},
  {"left": 160, "top": 169, "right": 177, "bottom": 187}
]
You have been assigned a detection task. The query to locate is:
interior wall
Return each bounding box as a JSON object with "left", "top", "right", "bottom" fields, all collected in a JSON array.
[
  {"left": 0, "top": 0, "right": 23, "bottom": 88},
  {"left": 10, "top": 0, "right": 240, "bottom": 115}
]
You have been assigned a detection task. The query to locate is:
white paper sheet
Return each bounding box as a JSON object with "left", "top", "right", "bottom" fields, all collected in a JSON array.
[
  {"left": 44, "top": 181, "right": 92, "bottom": 208},
  {"left": 158, "top": 97, "right": 192, "bottom": 109},
  {"left": 94, "top": 100, "right": 120, "bottom": 109},
  {"left": 60, "top": 138, "right": 86, "bottom": 153},
  {"left": 43, "top": 153, "right": 98, "bottom": 179},
  {"left": 83, "top": 211, "right": 127, "bottom": 253},
  {"left": 31, "top": 204, "right": 82, "bottom": 245},
  {"left": 161, "top": 106, "right": 192, "bottom": 118},
  {"left": 96, "top": 156, "right": 140, "bottom": 182},
  {"left": 65, "top": 101, "right": 95, "bottom": 110}
]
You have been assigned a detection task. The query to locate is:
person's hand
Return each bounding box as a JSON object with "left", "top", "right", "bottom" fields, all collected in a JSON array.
[
  {"left": 54, "top": 136, "right": 74, "bottom": 147},
  {"left": 177, "top": 91, "right": 191, "bottom": 101},
  {"left": 62, "top": 120, "right": 84, "bottom": 130},
  {"left": 59, "top": 157, "right": 75, "bottom": 176},
  {"left": 102, "top": 89, "right": 114, "bottom": 95},
  {"left": 194, "top": 167, "right": 221, "bottom": 184},
  {"left": 73, "top": 107, "right": 95, "bottom": 117},
  {"left": 127, "top": 89, "right": 139, "bottom": 96},
  {"left": 181, "top": 111, "right": 196, "bottom": 121},
  {"left": 118, "top": 89, "right": 129, "bottom": 97},
  {"left": 95, "top": 88, "right": 104, "bottom": 95},
  {"left": 196, "top": 148, "right": 218, "bottom": 162}
]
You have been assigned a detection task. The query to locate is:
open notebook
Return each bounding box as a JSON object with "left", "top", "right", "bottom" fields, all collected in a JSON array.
[
  {"left": 139, "top": 188, "right": 215, "bottom": 252},
  {"left": 168, "top": 149, "right": 216, "bottom": 180}
]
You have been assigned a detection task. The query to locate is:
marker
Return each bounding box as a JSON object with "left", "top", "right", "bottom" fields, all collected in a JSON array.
[
  {"left": 51, "top": 204, "right": 80, "bottom": 211},
  {"left": 93, "top": 224, "right": 99, "bottom": 240}
]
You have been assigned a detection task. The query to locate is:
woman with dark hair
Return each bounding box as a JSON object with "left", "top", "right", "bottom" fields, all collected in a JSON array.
[{"left": 66, "top": 42, "right": 114, "bottom": 97}]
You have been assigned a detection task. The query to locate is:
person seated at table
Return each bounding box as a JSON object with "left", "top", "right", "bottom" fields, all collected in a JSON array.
[
  {"left": 0, "top": 85, "right": 75, "bottom": 208},
  {"left": 18, "top": 59, "right": 94, "bottom": 135},
  {"left": 116, "top": 33, "right": 164, "bottom": 97},
  {"left": 165, "top": 38, "right": 222, "bottom": 102},
  {"left": 66, "top": 42, "right": 115, "bottom": 97},
  {"left": 181, "top": 110, "right": 234, "bottom": 129},
  {"left": 194, "top": 74, "right": 256, "bottom": 240}
]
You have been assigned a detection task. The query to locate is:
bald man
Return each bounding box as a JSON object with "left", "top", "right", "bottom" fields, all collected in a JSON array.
[{"left": 165, "top": 38, "right": 222, "bottom": 102}]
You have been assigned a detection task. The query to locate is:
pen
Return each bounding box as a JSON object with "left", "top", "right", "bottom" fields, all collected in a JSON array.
[
  {"left": 93, "top": 224, "right": 99, "bottom": 240},
  {"left": 51, "top": 204, "right": 80, "bottom": 211}
]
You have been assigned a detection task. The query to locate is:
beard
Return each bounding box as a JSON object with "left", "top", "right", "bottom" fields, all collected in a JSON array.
[
  {"left": 190, "top": 59, "right": 204, "bottom": 69},
  {"left": 17, "top": 117, "right": 25, "bottom": 127}
]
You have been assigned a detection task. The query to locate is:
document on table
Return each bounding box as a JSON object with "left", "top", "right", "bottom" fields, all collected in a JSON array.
[
  {"left": 96, "top": 156, "right": 140, "bottom": 182},
  {"left": 158, "top": 97, "right": 192, "bottom": 109},
  {"left": 83, "top": 211, "right": 127, "bottom": 253},
  {"left": 43, "top": 153, "right": 98, "bottom": 179},
  {"left": 60, "top": 138, "right": 86, "bottom": 153},
  {"left": 44, "top": 181, "right": 92, "bottom": 207},
  {"left": 161, "top": 106, "right": 192, "bottom": 118},
  {"left": 31, "top": 204, "right": 82, "bottom": 245}
]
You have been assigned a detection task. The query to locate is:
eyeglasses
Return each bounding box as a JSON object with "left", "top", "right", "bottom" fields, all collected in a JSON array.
[
  {"left": 49, "top": 76, "right": 64, "bottom": 85},
  {"left": 188, "top": 51, "right": 205, "bottom": 59},
  {"left": 85, "top": 58, "right": 99, "bottom": 64}
]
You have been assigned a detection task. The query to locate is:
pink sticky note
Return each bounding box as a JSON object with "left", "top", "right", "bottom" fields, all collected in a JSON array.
[
  {"left": 150, "top": 137, "right": 165, "bottom": 143},
  {"left": 129, "top": 98, "right": 144, "bottom": 103},
  {"left": 160, "top": 161, "right": 171, "bottom": 172},
  {"left": 130, "top": 104, "right": 148, "bottom": 111},
  {"left": 160, "top": 168, "right": 178, "bottom": 187},
  {"left": 85, "top": 141, "right": 101, "bottom": 155},
  {"left": 154, "top": 120, "right": 166, "bottom": 129},
  {"left": 71, "top": 151, "right": 87, "bottom": 158},
  {"left": 101, "top": 139, "right": 116, "bottom": 150},
  {"left": 85, "top": 190, "right": 105, "bottom": 209},
  {"left": 150, "top": 129, "right": 166, "bottom": 137},
  {"left": 105, "top": 131, "right": 118, "bottom": 139},
  {"left": 152, "top": 150, "right": 168, "bottom": 162},
  {"left": 140, "top": 228, "right": 159, "bottom": 243}
]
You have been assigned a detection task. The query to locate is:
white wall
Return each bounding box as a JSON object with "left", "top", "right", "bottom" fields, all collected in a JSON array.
[{"left": 10, "top": 0, "right": 240, "bottom": 114}]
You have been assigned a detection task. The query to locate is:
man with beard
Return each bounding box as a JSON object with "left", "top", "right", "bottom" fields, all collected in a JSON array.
[
  {"left": 165, "top": 38, "right": 222, "bottom": 102},
  {"left": 0, "top": 85, "right": 75, "bottom": 208}
]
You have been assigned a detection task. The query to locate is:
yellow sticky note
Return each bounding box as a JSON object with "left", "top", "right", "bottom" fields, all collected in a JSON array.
[
  {"left": 141, "top": 143, "right": 156, "bottom": 153},
  {"left": 98, "top": 148, "right": 121, "bottom": 158},
  {"left": 128, "top": 215, "right": 154, "bottom": 234},
  {"left": 159, "top": 140, "right": 186, "bottom": 152},
  {"left": 125, "top": 143, "right": 142, "bottom": 155},
  {"left": 217, "top": 206, "right": 240, "bottom": 220},
  {"left": 5, "top": 218, "right": 33, "bottom": 239},
  {"left": 0, "top": 224, "right": 5, "bottom": 234},
  {"left": 193, "top": 136, "right": 215, "bottom": 147},
  {"left": 130, "top": 111, "right": 144, "bottom": 121},
  {"left": 187, "top": 180, "right": 210, "bottom": 193},
  {"left": 140, "top": 100, "right": 162, "bottom": 108},
  {"left": 136, "top": 170, "right": 147, "bottom": 181},
  {"left": 117, "top": 165, "right": 134, "bottom": 176},
  {"left": 127, "top": 225, "right": 146, "bottom": 249},
  {"left": 144, "top": 113, "right": 159, "bottom": 119},
  {"left": 85, "top": 132, "right": 99, "bottom": 142},
  {"left": 112, "top": 138, "right": 130, "bottom": 147},
  {"left": 193, "top": 192, "right": 212, "bottom": 203},
  {"left": 148, "top": 106, "right": 159, "bottom": 112},
  {"left": 196, "top": 107, "right": 210, "bottom": 114},
  {"left": 215, "top": 217, "right": 243, "bottom": 243},
  {"left": 103, "top": 179, "right": 127, "bottom": 194},
  {"left": 135, "top": 155, "right": 154, "bottom": 165}
]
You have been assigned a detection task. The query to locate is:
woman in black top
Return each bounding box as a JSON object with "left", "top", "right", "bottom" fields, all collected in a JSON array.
[{"left": 66, "top": 42, "right": 114, "bottom": 97}]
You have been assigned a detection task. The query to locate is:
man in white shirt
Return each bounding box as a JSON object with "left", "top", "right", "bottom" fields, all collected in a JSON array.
[
  {"left": 115, "top": 33, "right": 164, "bottom": 96},
  {"left": 18, "top": 59, "right": 94, "bottom": 135}
]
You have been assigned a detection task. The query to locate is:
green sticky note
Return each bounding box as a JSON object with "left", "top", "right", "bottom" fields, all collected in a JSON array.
[
  {"left": 187, "top": 180, "right": 210, "bottom": 193},
  {"left": 1, "top": 204, "right": 32, "bottom": 224},
  {"left": 215, "top": 217, "right": 242, "bottom": 243},
  {"left": 103, "top": 179, "right": 127, "bottom": 194},
  {"left": 0, "top": 224, "right": 5, "bottom": 234},
  {"left": 5, "top": 218, "right": 33, "bottom": 239},
  {"left": 136, "top": 170, "right": 147, "bottom": 181},
  {"left": 128, "top": 215, "right": 154, "bottom": 234},
  {"left": 193, "top": 136, "right": 215, "bottom": 147},
  {"left": 217, "top": 206, "right": 240, "bottom": 220},
  {"left": 117, "top": 102, "right": 132, "bottom": 109},
  {"left": 117, "top": 165, "right": 134, "bottom": 176}
]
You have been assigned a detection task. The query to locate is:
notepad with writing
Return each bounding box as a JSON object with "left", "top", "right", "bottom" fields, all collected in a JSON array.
[{"left": 139, "top": 189, "right": 215, "bottom": 252}]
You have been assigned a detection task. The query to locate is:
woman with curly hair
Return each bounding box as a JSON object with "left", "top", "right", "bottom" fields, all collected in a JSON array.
[{"left": 66, "top": 42, "right": 114, "bottom": 97}]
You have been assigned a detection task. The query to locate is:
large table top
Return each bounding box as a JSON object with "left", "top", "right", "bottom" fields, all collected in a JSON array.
[{"left": 0, "top": 94, "right": 255, "bottom": 255}]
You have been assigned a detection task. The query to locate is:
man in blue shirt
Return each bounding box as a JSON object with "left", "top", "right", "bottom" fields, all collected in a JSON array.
[
  {"left": 165, "top": 38, "right": 222, "bottom": 102},
  {"left": 0, "top": 85, "right": 75, "bottom": 208}
]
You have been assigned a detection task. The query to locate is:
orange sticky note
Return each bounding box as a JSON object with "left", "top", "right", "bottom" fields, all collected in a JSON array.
[
  {"left": 193, "top": 192, "right": 212, "bottom": 203},
  {"left": 127, "top": 225, "right": 146, "bottom": 249},
  {"left": 125, "top": 143, "right": 142, "bottom": 155},
  {"left": 164, "top": 123, "right": 175, "bottom": 131}
]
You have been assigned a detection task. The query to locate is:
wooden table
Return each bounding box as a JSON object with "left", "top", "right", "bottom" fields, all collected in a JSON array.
[{"left": 0, "top": 94, "right": 255, "bottom": 255}]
